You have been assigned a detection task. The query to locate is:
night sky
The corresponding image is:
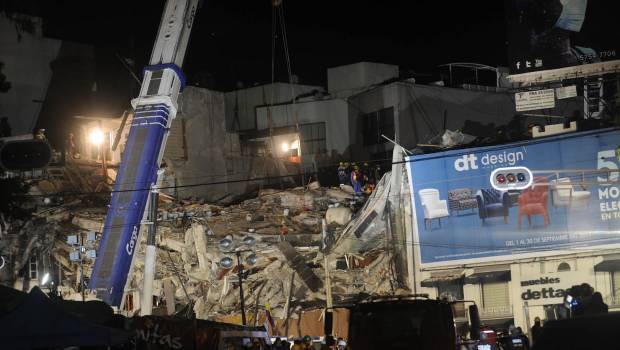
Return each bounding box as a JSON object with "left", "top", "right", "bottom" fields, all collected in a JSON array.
[
  {"left": 10, "top": 0, "right": 509, "bottom": 90},
  {"left": 2, "top": 0, "right": 509, "bottom": 145}
]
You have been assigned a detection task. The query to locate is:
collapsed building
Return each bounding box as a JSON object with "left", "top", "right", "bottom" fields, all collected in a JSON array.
[{"left": 0, "top": 145, "right": 414, "bottom": 339}]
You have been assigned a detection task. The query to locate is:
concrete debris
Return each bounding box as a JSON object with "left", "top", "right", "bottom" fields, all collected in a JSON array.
[
  {"left": 325, "top": 207, "right": 352, "bottom": 226},
  {"left": 1, "top": 170, "right": 402, "bottom": 324}
]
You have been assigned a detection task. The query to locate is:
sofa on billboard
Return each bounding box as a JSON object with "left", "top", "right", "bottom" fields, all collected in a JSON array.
[
  {"left": 550, "top": 177, "right": 592, "bottom": 208},
  {"left": 476, "top": 188, "right": 510, "bottom": 224},
  {"left": 448, "top": 188, "right": 478, "bottom": 215},
  {"left": 418, "top": 188, "right": 450, "bottom": 230},
  {"left": 517, "top": 176, "right": 550, "bottom": 229}
]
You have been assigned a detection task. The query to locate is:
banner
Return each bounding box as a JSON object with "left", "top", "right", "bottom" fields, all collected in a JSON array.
[
  {"left": 505, "top": 0, "right": 619, "bottom": 74},
  {"left": 406, "top": 128, "right": 620, "bottom": 266}
]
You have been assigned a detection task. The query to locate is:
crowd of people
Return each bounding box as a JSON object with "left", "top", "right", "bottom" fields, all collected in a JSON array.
[
  {"left": 337, "top": 161, "right": 381, "bottom": 196},
  {"left": 271, "top": 335, "right": 347, "bottom": 350}
]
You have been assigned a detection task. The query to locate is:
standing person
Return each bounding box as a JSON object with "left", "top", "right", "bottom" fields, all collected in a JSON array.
[
  {"left": 66, "top": 132, "right": 77, "bottom": 159},
  {"left": 531, "top": 317, "right": 543, "bottom": 346},
  {"left": 291, "top": 338, "right": 305, "bottom": 350},
  {"left": 0, "top": 117, "right": 11, "bottom": 137},
  {"left": 337, "top": 162, "right": 347, "bottom": 187},
  {"left": 351, "top": 166, "right": 362, "bottom": 196},
  {"left": 302, "top": 335, "right": 312, "bottom": 350},
  {"left": 361, "top": 162, "right": 370, "bottom": 186},
  {"left": 321, "top": 336, "right": 335, "bottom": 350}
]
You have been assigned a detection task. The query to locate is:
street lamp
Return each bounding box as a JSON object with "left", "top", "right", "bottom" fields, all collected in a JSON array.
[{"left": 219, "top": 235, "right": 258, "bottom": 325}]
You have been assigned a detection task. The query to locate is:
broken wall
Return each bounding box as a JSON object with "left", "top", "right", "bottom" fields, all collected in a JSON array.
[{"left": 164, "top": 87, "right": 294, "bottom": 203}]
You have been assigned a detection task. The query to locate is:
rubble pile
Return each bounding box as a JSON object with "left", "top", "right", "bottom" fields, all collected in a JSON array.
[{"left": 1, "top": 170, "right": 405, "bottom": 325}]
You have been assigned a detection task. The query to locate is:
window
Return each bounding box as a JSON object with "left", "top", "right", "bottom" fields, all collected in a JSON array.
[
  {"left": 146, "top": 69, "right": 164, "bottom": 96},
  {"left": 437, "top": 282, "right": 464, "bottom": 301},
  {"left": 361, "top": 107, "right": 394, "bottom": 146},
  {"left": 300, "top": 122, "right": 327, "bottom": 155},
  {"left": 557, "top": 262, "right": 571, "bottom": 272},
  {"left": 29, "top": 255, "right": 38, "bottom": 280}
]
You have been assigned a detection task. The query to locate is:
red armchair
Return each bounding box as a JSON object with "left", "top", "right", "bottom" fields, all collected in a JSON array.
[{"left": 517, "top": 177, "right": 549, "bottom": 229}]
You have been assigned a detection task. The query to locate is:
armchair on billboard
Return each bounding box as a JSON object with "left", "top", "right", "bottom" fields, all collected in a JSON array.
[{"left": 405, "top": 128, "right": 620, "bottom": 267}]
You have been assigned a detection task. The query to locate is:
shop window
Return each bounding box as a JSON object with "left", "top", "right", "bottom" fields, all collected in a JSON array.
[
  {"left": 361, "top": 107, "right": 394, "bottom": 146},
  {"left": 29, "top": 255, "right": 38, "bottom": 280},
  {"left": 300, "top": 122, "right": 327, "bottom": 155},
  {"left": 437, "top": 282, "right": 464, "bottom": 301},
  {"left": 557, "top": 262, "right": 571, "bottom": 272}
]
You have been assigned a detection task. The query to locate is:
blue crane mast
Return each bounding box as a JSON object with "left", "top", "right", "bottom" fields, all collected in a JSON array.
[{"left": 88, "top": 0, "right": 199, "bottom": 307}]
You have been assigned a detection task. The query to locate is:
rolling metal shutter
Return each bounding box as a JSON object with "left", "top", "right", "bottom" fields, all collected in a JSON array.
[{"left": 482, "top": 281, "right": 509, "bottom": 309}]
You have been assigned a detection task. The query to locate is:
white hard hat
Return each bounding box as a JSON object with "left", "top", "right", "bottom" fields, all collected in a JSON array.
[{"left": 338, "top": 340, "right": 347, "bottom": 346}]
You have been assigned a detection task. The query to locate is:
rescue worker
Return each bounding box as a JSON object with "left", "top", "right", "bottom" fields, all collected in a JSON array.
[
  {"left": 291, "top": 338, "right": 305, "bottom": 350},
  {"left": 302, "top": 335, "right": 312, "bottom": 349},
  {"left": 337, "top": 162, "right": 347, "bottom": 186},
  {"left": 0, "top": 117, "right": 11, "bottom": 137},
  {"left": 361, "top": 162, "right": 370, "bottom": 185},
  {"left": 350, "top": 165, "right": 362, "bottom": 196},
  {"left": 531, "top": 317, "right": 543, "bottom": 346},
  {"left": 343, "top": 162, "right": 351, "bottom": 185}
]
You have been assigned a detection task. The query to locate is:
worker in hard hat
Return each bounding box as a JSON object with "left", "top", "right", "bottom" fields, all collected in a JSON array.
[
  {"left": 337, "top": 162, "right": 347, "bottom": 187},
  {"left": 351, "top": 165, "right": 362, "bottom": 196}
]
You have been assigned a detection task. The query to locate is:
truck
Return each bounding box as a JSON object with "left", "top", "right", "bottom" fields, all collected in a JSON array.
[{"left": 343, "top": 295, "right": 482, "bottom": 350}]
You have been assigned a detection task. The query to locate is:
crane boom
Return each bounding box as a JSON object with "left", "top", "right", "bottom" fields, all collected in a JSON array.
[{"left": 88, "top": 0, "right": 199, "bottom": 307}]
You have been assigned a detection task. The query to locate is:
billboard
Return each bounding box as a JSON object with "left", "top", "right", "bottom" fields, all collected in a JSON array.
[
  {"left": 505, "top": 0, "right": 620, "bottom": 74},
  {"left": 406, "top": 128, "right": 620, "bottom": 267}
]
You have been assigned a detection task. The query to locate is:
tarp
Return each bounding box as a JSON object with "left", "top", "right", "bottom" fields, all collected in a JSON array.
[{"left": 0, "top": 286, "right": 129, "bottom": 349}]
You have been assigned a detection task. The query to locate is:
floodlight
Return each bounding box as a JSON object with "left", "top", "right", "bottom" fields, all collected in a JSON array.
[
  {"left": 69, "top": 251, "right": 80, "bottom": 262},
  {"left": 219, "top": 236, "right": 234, "bottom": 251},
  {"left": 220, "top": 256, "right": 234, "bottom": 269},
  {"left": 89, "top": 128, "right": 105, "bottom": 146},
  {"left": 245, "top": 253, "right": 257, "bottom": 266},
  {"left": 86, "top": 231, "right": 96, "bottom": 242},
  {"left": 67, "top": 235, "right": 78, "bottom": 245},
  {"left": 242, "top": 236, "right": 256, "bottom": 246}
]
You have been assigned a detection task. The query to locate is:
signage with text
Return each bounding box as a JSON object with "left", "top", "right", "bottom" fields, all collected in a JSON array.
[
  {"left": 519, "top": 272, "right": 589, "bottom": 306},
  {"left": 406, "top": 128, "right": 620, "bottom": 266},
  {"left": 515, "top": 89, "right": 555, "bottom": 112}
]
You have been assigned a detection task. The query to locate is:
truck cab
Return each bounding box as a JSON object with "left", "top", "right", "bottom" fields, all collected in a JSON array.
[{"left": 346, "top": 295, "right": 466, "bottom": 350}]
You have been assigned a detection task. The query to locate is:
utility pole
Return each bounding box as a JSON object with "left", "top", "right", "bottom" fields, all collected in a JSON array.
[
  {"left": 235, "top": 251, "right": 247, "bottom": 325},
  {"left": 141, "top": 189, "right": 159, "bottom": 315}
]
